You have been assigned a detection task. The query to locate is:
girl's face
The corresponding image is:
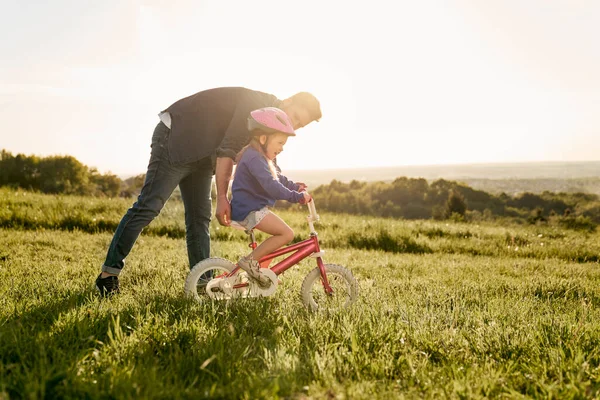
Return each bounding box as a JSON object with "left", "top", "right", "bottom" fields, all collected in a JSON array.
[{"left": 260, "top": 133, "right": 288, "bottom": 160}]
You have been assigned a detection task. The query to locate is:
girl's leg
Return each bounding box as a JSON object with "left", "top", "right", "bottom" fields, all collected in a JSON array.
[
  {"left": 250, "top": 212, "right": 294, "bottom": 260},
  {"left": 237, "top": 211, "right": 293, "bottom": 287}
]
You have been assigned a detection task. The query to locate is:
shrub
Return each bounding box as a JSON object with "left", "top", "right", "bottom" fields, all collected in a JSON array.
[
  {"left": 445, "top": 190, "right": 467, "bottom": 218},
  {"left": 556, "top": 216, "right": 597, "bottom": 233},
  {"left": 347, "top": 230, "right": 432, "bottom": 254}
]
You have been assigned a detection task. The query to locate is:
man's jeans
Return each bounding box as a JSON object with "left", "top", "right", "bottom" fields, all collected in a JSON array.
[{"left": 102, "top": 122, "right": 213, "bottom": 275}]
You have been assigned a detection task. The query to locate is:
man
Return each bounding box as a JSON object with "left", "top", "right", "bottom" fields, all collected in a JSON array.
[{"left": 96, "top": 87, "right": 321, "bottom": 296}]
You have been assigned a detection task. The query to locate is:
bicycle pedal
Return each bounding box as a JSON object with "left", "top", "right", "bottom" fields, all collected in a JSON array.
[{"left": 247, "top": 269, "right": 278, "bottom": 298}]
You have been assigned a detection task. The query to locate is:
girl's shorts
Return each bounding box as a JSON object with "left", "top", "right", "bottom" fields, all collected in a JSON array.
[{"left": 235, "top": 207, "right": 270, "bottom": 230}]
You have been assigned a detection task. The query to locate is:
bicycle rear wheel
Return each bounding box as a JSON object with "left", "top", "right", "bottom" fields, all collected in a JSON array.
[
  {"left": 185, "top": 258, "right": 235, "bottom": 300},
  {"left": 301, "top": 264, "right": 358, "bottom": 311}
]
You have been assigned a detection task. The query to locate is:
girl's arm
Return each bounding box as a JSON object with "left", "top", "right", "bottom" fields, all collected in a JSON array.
[
  {"left": 278, "top": 174, "right": 299, "bottom": 191},
  {"left": 274, "top": 161, "right": 299, "bottom": 191},
  {"left": 247, "top": 156, "right": 304, "bottom": 203}
]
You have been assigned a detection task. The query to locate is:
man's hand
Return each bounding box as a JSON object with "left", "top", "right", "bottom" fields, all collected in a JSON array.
[
  {"left": 215, "top": 157, "right": 234, "bottom": 226},
  {"left": 297, "top": 182, "right": 308, "bottom": 192},
  {"left": 216, "top": 196, "right": 231, "bottom": 226}
]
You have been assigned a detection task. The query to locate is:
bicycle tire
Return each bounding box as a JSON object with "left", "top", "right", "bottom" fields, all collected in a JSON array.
[
  {"left": 185, "top": 257, "right": 236, "bottom": 300},
  {"left": 300, "top": 263, "right": 358, "bottom": 311}
]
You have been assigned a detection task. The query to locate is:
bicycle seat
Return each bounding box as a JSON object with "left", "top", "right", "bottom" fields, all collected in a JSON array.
[
  {"left": 229, "top": 221, "right": 256, "bottom": 238},
  {"left": 229, "top": 221, "right": 247, "bottom": 231}
]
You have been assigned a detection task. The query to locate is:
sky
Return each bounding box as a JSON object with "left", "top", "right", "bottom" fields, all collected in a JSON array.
[{"left": 1, "top": 0, "right": 599, "bottom": 177}]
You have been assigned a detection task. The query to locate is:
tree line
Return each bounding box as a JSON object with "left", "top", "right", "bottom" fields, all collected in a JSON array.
[
  {"left": 0, "top": 149, "right": 144, "bottom": 197},
  {"left": 309, "top": 177, "right": 599, "bottom": 231},
  {"left": 2, "top": 149, "right": 598, "bottom": 230}
]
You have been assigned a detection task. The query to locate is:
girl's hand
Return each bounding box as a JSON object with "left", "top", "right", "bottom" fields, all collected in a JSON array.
[
  {"left": 297, "top": 182, "right": 308, "bottom": 192},
  {"left": 301, "top": 192, "right": 312, "bottom": 204}
]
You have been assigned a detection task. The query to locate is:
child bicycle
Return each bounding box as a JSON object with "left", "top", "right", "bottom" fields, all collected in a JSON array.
[{"left": 184, "top": 199, "right": 358, "bottom": 311}]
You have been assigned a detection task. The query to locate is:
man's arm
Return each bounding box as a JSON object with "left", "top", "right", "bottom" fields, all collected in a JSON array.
[
  {"left": 215, "top": 157, "right": 234, "bottom": 226},
  {"left": 213, "top": 89, "right": 279, "bottom": 225},
  {"left": 213, "top": 96, "right": 249, "bottom": 227}
]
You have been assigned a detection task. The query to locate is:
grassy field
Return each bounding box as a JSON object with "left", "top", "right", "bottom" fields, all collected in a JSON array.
[{"left": 1, "top": 189, "right": 600, "bottom": 398}]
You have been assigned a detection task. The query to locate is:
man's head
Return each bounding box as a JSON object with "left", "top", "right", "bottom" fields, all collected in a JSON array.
[{"left": 280, "top": 92, "right": 322, "bottom": 130}]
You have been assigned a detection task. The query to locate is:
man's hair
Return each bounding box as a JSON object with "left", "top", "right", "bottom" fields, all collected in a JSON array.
[{"left": 289, "top": 92, "right": 322, "bottom": 122}]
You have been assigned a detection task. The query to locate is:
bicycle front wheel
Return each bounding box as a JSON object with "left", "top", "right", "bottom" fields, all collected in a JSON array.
[{"left": 301, "top": 264, "right": 358, "bottom": 311}]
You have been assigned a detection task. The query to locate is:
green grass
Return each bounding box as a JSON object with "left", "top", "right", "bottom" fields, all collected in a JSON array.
[
  {"left": 1, "top": 189, "right": 600, "bottom": 398},
  {"left": 2, "top": 188, "right": 599, "bottom": 263}
]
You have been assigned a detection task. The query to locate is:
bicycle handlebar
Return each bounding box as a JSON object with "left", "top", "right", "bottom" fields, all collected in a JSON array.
[
  {"left": 307, "top": 198, "right": 319, "bottom": 222},
  {"left": 305, "top": 192, "right": 319, "bottom": 234}
]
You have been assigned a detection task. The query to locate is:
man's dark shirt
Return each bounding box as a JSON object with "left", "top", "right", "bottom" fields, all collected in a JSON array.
[{"left": 163, "top": 87, "right": 281, "bottom": 166}]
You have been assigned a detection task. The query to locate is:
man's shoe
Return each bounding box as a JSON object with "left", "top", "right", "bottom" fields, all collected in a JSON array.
[
  {"left": 237, "top": 256, "right": 271, "bottom": 288},
  {"left": 95, "top": 273, "right": 120, "bottom": 297}
]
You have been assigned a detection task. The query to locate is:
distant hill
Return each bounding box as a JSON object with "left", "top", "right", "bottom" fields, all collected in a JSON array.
[
  {"left": 285, "top": 161, "right": 600, "bottom": 195},
  {"left": 120, "top": 161, "right": 600, "bottom": 196}
]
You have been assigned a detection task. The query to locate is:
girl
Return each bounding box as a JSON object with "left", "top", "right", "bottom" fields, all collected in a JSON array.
[{"left": 230, "top": 107, "right": 311, "bottom": 287}]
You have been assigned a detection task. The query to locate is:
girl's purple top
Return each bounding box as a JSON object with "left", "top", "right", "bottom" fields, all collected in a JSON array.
[{"left": 231, "top": 147, "right": 304, "bottom": 222}]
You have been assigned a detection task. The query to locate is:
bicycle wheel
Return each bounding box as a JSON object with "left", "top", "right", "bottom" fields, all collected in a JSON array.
[
  {"left": 185, "top": 258, "right": 236, "bottom": 300},
  {"left": 301, "top": 264, "right": 358, "bottom": 311}
]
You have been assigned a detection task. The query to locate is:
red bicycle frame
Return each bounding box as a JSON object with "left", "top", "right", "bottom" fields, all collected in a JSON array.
[{"left": 227, "top": 233, "right": 333, "bottom": 294}]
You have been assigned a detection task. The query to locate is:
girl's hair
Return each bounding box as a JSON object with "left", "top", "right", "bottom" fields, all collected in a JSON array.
[{"left": 235, "top": 134, "right": 278, "bottom": 179}]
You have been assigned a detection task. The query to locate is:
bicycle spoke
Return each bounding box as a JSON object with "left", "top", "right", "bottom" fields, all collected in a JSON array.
[
  {"left": 312, "top": 273, "right": 351, "bottom": 310},
  {"left": 194, "top": 267, "right": 229, "bottom": 297}
]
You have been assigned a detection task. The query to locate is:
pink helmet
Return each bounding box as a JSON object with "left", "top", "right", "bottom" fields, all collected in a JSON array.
[{"left": 247, "top": 107, "right": 296, "bottom": 136}]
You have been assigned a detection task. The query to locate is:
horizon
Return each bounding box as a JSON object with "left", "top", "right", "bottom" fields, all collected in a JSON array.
[
  {"left": 289, "top": 159, "right": 600, "bottom": 172},
  {"left": 116, "top": 159, "right": 600, "bottom": 180},
  {"left": 2, "top": 144, "right": 599, "bottom": 180},
  {"left": 2, "top": 1, "right": 599, "bottom": 176}
]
